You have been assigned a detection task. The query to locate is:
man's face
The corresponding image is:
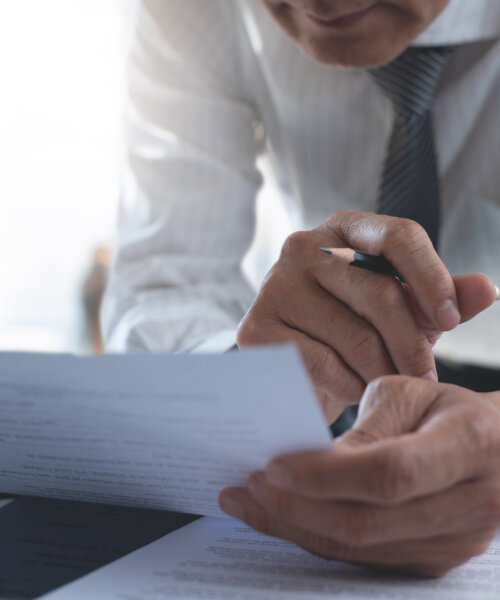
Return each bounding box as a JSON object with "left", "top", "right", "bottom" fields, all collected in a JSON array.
[{"left": 259, "top": 0, "right": 450, "bottom": 67}]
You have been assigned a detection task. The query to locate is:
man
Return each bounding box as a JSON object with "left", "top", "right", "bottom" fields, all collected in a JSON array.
[{"left": 103, "top": 0, "right": 500, "bottom": 575}]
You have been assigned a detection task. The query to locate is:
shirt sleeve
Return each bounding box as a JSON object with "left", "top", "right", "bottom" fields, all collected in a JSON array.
[{"left": 102, "top": 0, "right": 264, "bottom": 353}]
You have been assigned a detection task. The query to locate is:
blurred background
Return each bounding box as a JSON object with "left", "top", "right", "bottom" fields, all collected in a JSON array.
[
  {"left": 0, "top": 0, "right": 123, "bottom": 353},
  {"left": 0, "top": 0, "right": 292, "bottom": 355}
]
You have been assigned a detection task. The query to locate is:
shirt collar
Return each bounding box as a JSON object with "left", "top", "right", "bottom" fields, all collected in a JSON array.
[{"left": 413, "top": 0, "right": 500, "bottom": 46}]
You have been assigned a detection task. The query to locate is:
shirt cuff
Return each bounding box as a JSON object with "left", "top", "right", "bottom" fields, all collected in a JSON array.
[{"left": 189, "top": 329, "right": 238, "bottom": 354}]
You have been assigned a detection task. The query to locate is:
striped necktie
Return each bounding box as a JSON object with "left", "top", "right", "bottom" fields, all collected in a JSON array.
[{"left": 370, "top": 47, "right": 452, "bottom": 249}]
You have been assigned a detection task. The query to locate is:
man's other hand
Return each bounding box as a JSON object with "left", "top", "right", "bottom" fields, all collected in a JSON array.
[
  {"left": 237, "top": 211, "right": 497, "bottom": 423},
  {"left": 219, "top": 376, "right": 500, "bottom": 577}
]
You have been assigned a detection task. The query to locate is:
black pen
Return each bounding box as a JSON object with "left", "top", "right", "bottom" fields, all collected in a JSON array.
[{"left": 319, "top": 248, "right": 500, "bottom": 300}]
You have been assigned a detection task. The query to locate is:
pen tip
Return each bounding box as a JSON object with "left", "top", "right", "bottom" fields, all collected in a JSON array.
[
  {"left": 319, "top": 247, "right": 333, "bottom": 255},
  {"left": 495, "top": 286, "right": 500, "bottom": 301}
]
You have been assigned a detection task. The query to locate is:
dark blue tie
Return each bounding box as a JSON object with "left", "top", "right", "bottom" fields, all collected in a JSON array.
[{"left": 370, "top": 47, "right": 452, "bottom": 249}]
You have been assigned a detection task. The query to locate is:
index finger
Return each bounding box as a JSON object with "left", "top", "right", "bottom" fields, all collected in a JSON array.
[
  {"left": 264, "top": 421, "right": 483, "bottom": 506},
  {"left": 322, "top": 211, "right": 461, "bottom": 331}
]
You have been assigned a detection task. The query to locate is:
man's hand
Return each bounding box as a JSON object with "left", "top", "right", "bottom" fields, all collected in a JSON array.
[
  {"left": 237, "top": 211, "right": 497, "bottom": 422},
  {"left": 219, "top": 377, "right": 500, "bottom": 577}
]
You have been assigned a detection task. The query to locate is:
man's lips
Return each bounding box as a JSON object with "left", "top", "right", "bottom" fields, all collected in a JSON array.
[{"left": 306, "top": 5, "right": 377, "bottom": 29}]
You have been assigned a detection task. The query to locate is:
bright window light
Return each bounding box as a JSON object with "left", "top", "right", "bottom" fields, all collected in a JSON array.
[{"left": 0, "top": 0, "right": 124, "bottom": 352}]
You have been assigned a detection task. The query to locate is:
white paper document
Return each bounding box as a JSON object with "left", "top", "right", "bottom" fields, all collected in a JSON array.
[
  {"left": 42, "top": 515, "right": 500, "bottom": 600},
  {"left": 0, "top": 346, "right": 331, "bottom": 516}
]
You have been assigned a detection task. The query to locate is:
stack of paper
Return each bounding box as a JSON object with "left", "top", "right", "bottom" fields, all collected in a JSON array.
[
  {"left": 1, "top": 346, "right": 499, "bottom": 600},
  {"left": 0, "top": 346, "right": 331, "bottom": 516}
]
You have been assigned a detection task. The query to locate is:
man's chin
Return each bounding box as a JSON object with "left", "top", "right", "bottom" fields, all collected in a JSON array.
[{"left": 299, "top": 36, "right": 408, "bottom": 68}]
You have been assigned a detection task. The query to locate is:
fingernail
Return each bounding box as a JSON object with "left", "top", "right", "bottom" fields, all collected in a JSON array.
[
  {"left": 248, "top": 472, "right": 266, "bottom": 503},
  {"left": 422, "top": 370, "right": 438, "bottom": 381},
  {"left": 436, "top": 299, "right": 461, "bottom": 330},
  {"left": 266, "top": 463, "right": 293, "bottom": 490},
  {"left": 219, "top": 494, "right": 245, "bottom": 521}
]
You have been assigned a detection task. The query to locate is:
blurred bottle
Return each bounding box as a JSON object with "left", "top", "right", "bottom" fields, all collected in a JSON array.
[{"left": 81, "top": 246, "right": 111, "bottom": 354}]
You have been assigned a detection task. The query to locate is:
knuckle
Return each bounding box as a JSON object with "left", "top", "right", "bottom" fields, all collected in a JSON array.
[
  {"left": 363, "top": 375, "right": 401, "bottom": 408},
  {"left": 387, "top": 218, "right": 429, "bottom": 249},
  {"left": 331, "top": 209, "right": 357, "bottom": 223},
  {"left": 374, "top": 280, "right": 406, "bottom": 311},
  {"left": 462, "top": 409, "right": 499, "bottom": 459},
  {"left": 328, "top": 209, "right": 356, "bottom": 229},
  {"left": 369, "top": 451, "right": 417, "bottom": 504},
  {"left": 262, "top": 266, "right": 290, "bottom": 292},
  {"left": 280, "top": 231, "right": 310, "bottom": 260},
  {"left": 256, "top": 267, "right": 291, "bottom": 303},
  {"left": 237, "top": 312, "right": 261, "bottom": 346},
  {"left": 308, "top": 346, "right": 339, "bottom": 390},
  {"left": 335, "top": 507, "right": 374, "bottom": 547},
  {"left": 348, "top": 330, "right": 385, "bottom": 369},
  {"left": 398, "top": 336, "right": 433, "bottom": 374},
  {"left": 237, "top": 273, "right": 287, "bottom": 346},
  {"left": 340, "top": 426, "right": 381, "bottom": 446},
  {"left": 327, "top": 209, "right": 361, "bottom": 232}
]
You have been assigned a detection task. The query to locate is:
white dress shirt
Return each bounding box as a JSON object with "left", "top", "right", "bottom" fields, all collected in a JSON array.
[{"left": 103, "top": 0, "right": 500, "bottom": 367}]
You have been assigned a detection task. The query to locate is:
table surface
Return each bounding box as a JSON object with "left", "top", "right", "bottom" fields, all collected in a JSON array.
[{"left": 0, "top": 496, "right": 196, "bottom": 600}]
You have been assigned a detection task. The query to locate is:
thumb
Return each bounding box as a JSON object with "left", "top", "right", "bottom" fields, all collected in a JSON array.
[
  {"left": 453, "top": 273, "right": 497, "bottom": 323},
  {"left": 336, "top": 376, "right": 438, "bottom": 449},
  {"left": 406, "top": 272, "right": 496, "bottom": 335}
]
